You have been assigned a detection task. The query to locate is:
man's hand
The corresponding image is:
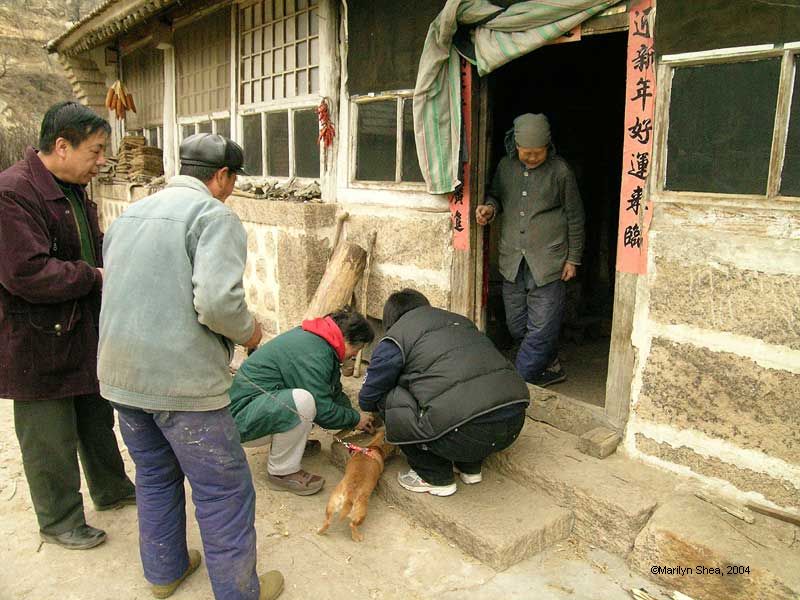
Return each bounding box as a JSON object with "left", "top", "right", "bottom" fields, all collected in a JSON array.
[
  {"left": 561, "top": 262, "right": 577, "bottom": 282},
  {"left": 243, "top": 320, "right": 262, "bottom": 350},
  {"left": 356, "top": 412, "right": 375, "bottom": 434},
  {"left": 475, "top": 204, "right": 495, "bottom": 226}
]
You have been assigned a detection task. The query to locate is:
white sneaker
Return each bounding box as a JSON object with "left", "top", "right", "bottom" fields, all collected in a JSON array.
[
  {"left": 397, "top": 469, "right": 457, "bottom": 497},
  {"left": 453, "top": 466, "right": 483, "bottom": 485}
]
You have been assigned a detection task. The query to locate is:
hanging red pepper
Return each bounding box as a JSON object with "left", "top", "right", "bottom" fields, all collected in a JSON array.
[{"left": 317, "top": 98, "right": 336, "bottom": 149}]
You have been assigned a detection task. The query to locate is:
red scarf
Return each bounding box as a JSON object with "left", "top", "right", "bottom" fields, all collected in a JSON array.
[{"left": 301, "top": 316, "right": 346, "bottom": 362}]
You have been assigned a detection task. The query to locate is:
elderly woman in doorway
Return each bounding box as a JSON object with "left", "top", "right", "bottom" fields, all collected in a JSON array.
[{"left": 229, "top": 306, "right": 376, "bottom": 496}]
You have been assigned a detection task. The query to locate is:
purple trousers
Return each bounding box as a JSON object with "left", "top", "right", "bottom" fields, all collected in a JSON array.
[{"left": 114, "top": 405, "right": 260, "bottom": 600}]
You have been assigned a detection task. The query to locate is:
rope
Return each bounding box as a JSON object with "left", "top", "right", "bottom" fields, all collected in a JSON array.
[{"left": 234, "top": 369, "right": 365, "bottom": 445}]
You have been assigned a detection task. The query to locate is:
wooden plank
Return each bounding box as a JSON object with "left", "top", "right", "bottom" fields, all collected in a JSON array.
[
  {"left": 320, "top": 0, "right": 341, "bottom": 202},
  {"left": 474, "top": 74, "right": 489, "bottom": 331},
  {"left": 766, "top": 50, "right": 794, "bottom": 199},
  {"left": 694, "top": 491, "right": 755, "bottom": 524},
  {"left": 745, "top": 501, "right": 800, "bottom": 527},
  {"left": 449, "top": 61, "right": 477, "bottom": 320},
  {"left": 604, "top": 270, "right": 637, "bottom": 427}
]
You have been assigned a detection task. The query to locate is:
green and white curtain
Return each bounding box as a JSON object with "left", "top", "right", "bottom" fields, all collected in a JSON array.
[{"left": 414, "top": 0, "right": 621, "bottom": 194}]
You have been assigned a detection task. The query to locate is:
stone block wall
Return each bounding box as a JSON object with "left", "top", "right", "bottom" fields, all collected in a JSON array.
[
  {"left": 92, "top": 183, "right": 454, "bottom": 344},
  {"left": 625, "top": 201, "right": 800, "bottom": 510},
  {"left": 339, "top": 203, "right": 453, "bottom": 319}
]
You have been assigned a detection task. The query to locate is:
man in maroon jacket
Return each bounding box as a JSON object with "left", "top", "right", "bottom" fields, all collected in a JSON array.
[{"left": 0, "top": 101, "right": 134, "bottom": 550}]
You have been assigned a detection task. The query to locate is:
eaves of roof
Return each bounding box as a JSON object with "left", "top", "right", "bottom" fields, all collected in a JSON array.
[{"left": 46, "top": 0, "right": 180, "bottom": 56}]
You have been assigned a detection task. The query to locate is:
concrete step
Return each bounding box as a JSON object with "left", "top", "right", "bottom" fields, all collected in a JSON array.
[
  {"left": 328, "top": 433, "right": 574, "bottom": 571},
  {"left": 486, "top": 418, "right": 678, "bottom": 556}
]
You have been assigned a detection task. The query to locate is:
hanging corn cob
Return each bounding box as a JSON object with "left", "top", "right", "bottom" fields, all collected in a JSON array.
[{"left": 104, "top": 80, "right": 137, "bottom": 120}]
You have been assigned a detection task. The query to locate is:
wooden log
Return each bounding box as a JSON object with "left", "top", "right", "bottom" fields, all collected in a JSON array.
[
  {"left": 304, "top": 240, "right": 367, "bottom": 319},
  {"left": 353, "top": 230, "right": 377, "bottom": 378}
]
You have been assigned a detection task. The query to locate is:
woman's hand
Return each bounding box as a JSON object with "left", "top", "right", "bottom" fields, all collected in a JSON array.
[{"left": 356, "top": 412, "right": 376, "bottom": 433}]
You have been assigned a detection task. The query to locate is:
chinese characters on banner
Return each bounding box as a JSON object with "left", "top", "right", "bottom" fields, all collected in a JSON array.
[
  {"left": 616, "top": 0, "right": 655, "bottom": 274},
  {"left": 451, "top": 59, "right": 472, "bottom": 251}
]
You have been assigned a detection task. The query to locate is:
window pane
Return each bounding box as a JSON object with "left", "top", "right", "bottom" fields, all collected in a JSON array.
[
  {"left": 285, "top": 72, "right": 296, "bottom": 97},
  {"left": 297, "top": 69, "right": 308, "bottom": 95},
  {"left": 310, "top": 8, "right": 318, "bottom": 34},
  {"left": 264, "top": 24, "right": 273, "bottom": 49},
  {"left": 198, "top": 121, "right": 212, "bottom": 134},
  {"left": 146, "top": 127, "right": 159, "bottom": 147},
  {"left": 666, "top": 58, "right": 780, "bottom": 195},
  {"left": 780, "top": 62, "right": 800, "bottom": 196},
  {"left": 309, "top": 66, "right": 318, "bottom": 93},
  {"left": 295, "top": 109, "right": 320, "bottom": 178},
  {"left": 310, "top": 38, "right": 319, "bottom": 64},
  {"left": 215, "top": 118, "right": 231, "bottom": 138},
  {"left": 182, "top": 124, "right": 195, "bottom": 140},
  {"left": 267, "top": 111, "right": 290, "bottom": 176},
  {"left": 285, "top": 17, "right": 296, "bottom": 42},
  {"left": 356, "top": 100, "right": 397, "bottom": 181},
  {"left": 402, "top": 100, "right": 423, "bottom": 182},
  {"left": 297, "top": 12, "right": 308, "bottom": 38},
  {"left": 242, "top": 114, "right": 263, "bottom": 175}
]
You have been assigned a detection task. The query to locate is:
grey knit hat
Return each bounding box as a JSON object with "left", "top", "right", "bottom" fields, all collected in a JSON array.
[{"left": 514, "top": 113, "right": 551, "bottom": 148}]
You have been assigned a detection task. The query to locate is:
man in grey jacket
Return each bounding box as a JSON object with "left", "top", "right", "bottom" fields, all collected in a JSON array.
[
  {"left": 475, "top": 113, "right": 584, "bottom": 387},
  {"left": 98, "top": 134, "right": 283, "bottom": 600}
]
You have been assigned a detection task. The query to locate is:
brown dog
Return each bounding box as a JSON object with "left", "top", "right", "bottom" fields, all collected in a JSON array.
[{"left": 317, "top": 429, "right": 396, "bottom": 541}]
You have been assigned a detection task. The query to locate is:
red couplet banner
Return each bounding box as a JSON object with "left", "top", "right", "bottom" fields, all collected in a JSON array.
[
  {"left": 616, "top": 0, "right": 655, "bottom": 274},
  {"left": 451, "top": 59, "right": 472, "bottom": 252}
]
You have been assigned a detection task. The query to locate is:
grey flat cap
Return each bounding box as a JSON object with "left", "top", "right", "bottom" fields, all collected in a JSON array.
[
  {"left": 514, "top": 113, "right": 551, "bottom": 148},
  {"left": 180, "top": 133, "right": 247, "bottom": 174}
]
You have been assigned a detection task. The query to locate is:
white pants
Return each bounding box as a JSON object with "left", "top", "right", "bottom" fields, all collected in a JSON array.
[{"left": 241, "top": 388, "right": 317, "bottom": 476}]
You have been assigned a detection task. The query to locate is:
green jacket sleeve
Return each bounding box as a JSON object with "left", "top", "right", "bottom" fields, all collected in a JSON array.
[{"left": 299, "top": 354, "right": 360, "bottom": 430}]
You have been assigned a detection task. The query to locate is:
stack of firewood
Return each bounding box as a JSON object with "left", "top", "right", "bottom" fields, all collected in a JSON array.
[{"left": 115, "top": 136, "right": 163, "bottom": 180}]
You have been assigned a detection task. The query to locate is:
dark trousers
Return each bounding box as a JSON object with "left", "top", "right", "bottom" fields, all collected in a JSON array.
[
  {"left": 503, "top": 261, "right": 566, "bottom": 382},
  {"left": 400, "top": 411, "right": 526, "bottom": 486},
  {"left": 13, "top": 394, "right": 134, "bottom": 535},
  {"left": 114, "top": 405, "right": 260, "bottom": 600}
]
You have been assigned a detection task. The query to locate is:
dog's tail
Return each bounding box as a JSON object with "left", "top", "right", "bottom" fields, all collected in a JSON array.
[{"left": 338, "top": 497, "right": 354, "bottom": 521}]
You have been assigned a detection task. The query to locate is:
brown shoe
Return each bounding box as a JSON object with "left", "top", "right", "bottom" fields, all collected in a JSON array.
[
  {"left": 259, "top": 570, "right": 285, "bottom": 600},
  {"left": 151, "top": 549, "right": 202, "bottom": 599},
  {"left": 267, "top": 470, "right": 324, "bottom": 496}
]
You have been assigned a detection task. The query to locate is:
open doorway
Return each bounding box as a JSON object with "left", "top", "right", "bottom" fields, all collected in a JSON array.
[{"left": 482, "top": 31, "right": 628, "bottom": 408}]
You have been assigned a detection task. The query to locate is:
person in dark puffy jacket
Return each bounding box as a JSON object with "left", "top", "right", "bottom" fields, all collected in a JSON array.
[{"left": 359, "top": 289, "right": 530, "bottom": 497}]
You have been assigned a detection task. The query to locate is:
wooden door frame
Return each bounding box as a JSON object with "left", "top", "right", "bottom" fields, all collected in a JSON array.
[{"left": 467, "top": 10, "right": 639, "bottom": 432}]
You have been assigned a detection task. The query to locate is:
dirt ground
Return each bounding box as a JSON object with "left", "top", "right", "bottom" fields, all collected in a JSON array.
[{"left": 0, "top": 401, "right": 667, "bottom": 600}]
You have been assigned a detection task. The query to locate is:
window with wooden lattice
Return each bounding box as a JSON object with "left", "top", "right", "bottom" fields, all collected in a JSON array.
[{"left": 175, "top": 7, "right": 231, "bottom": 119}]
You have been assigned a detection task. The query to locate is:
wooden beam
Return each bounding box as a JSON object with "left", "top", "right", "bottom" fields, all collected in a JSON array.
[{"left": 604, "top": 270, "right": 638, "bottom": 427}]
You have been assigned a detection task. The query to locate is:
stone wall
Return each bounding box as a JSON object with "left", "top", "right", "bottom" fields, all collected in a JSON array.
[
  {"left": 91, "top": 182, "right": 454, "bottom": 342},
  {"left": 625, "top": 201, "right": 800, "bottom": 510}
]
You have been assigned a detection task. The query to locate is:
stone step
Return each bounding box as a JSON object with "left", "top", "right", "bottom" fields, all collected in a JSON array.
[
  {"left": 329, "top": 434, "right": 574, "bottom": 571},
  {"left": 629, "top": 494, "right": 800, "bottom": 600},
  {"left": 486, "top": 418, "right": 677, "bottom": 556}
]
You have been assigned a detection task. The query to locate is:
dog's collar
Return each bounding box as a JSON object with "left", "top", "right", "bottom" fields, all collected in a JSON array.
[{"left": 340, "top": 440, "right": 381, "bottom": 461}]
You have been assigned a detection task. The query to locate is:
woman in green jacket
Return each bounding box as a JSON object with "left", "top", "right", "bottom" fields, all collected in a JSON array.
[{"left": 230, "top": 307, "right": 375, "bottom": 495}]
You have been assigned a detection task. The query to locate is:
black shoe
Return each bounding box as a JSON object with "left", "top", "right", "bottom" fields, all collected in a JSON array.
[
  {"left": 40, "top": 524, "right": 107, "bottom": 550},
  {"left": 95, "top": 491, "right": 136, "bottom": 511},
  {"left": 530, "top": 362, "right": 567, "bottom": 387}
]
